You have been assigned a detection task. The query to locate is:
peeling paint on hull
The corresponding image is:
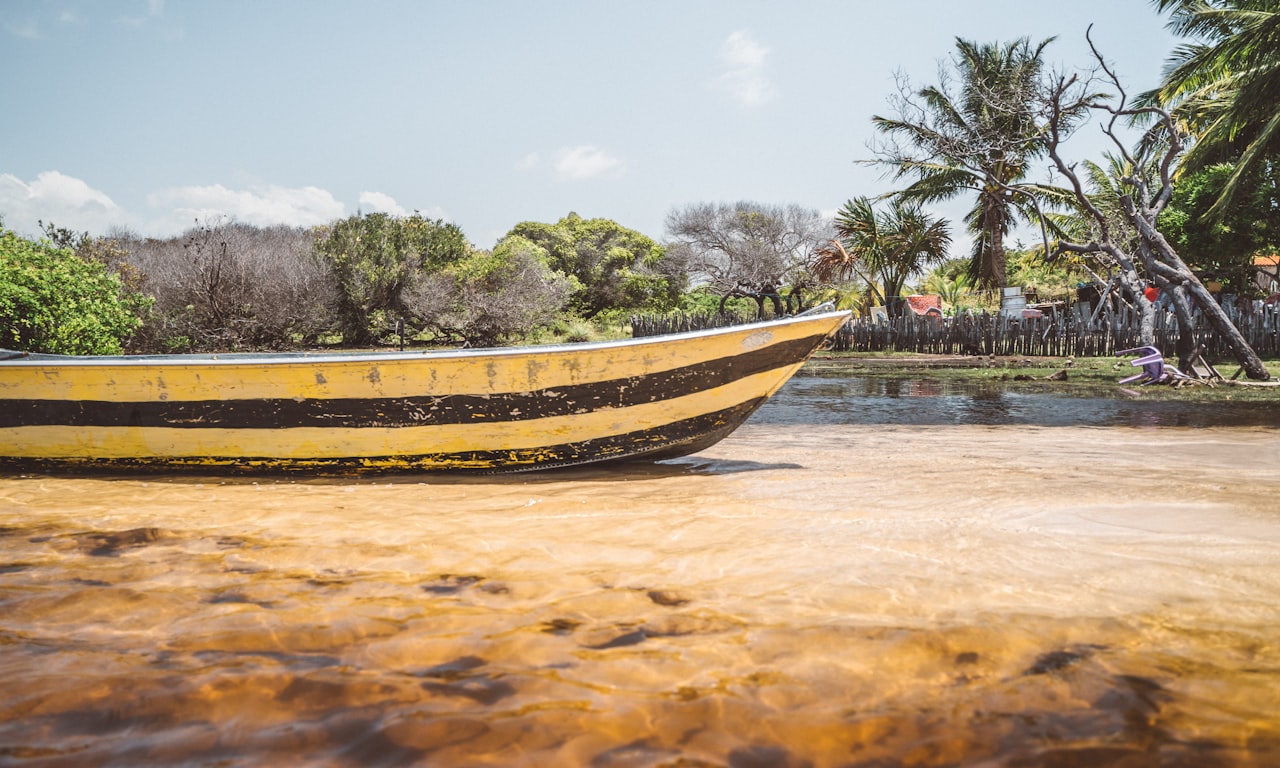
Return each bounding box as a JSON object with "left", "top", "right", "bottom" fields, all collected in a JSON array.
[{"left": 0, "top": 311, "right": 849, "bottom": 474}]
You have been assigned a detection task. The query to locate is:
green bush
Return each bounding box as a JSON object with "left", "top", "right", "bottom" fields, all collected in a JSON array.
[
  {"left": 0, "top": 228, "right": 147, "bottom": 355},
  {"left": 313, "top": 212, "right": 471, "bottom": 346}
]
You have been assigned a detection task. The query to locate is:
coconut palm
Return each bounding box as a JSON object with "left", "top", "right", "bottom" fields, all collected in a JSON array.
[
  {"left": 872, "top": 37, "right": 1053, "bottom": 290},
  {"left": 1147, "top": 0, "right": 1280, "bottom": 218},
  {"left": 815, "top": 197, "right": 951, "bottom": 316},
  {"left": 920, "top": 260, "right": 979, "bottom": 313}
]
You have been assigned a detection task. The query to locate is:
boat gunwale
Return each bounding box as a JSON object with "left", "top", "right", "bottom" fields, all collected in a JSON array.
[{"left": 0, "top": 310, "right": 851, "bottom": 368}]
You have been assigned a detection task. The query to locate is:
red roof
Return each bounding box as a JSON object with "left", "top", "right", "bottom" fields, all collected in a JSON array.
[{"left": 904, "top": 295, "right": 943, "bottom": 315}]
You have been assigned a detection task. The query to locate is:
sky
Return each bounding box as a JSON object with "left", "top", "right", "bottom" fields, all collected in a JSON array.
[{"left": 2, "top": 0, "right": 1181, "bottom": 251}]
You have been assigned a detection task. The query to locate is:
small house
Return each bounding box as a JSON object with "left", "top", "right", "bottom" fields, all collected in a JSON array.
[{"left": 1255, "top": 254, "right": 1279, "bottom": 296}]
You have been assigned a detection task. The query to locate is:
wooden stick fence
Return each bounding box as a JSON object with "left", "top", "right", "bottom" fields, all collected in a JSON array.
[
  {"left": 633, "top": 303, "right": 1280, "bottom": 359},
  {"left": 629, "top": 312, "right": 759, "bottom": 338}
]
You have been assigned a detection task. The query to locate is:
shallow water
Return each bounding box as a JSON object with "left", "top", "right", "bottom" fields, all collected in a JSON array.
[
  {"left": 2, "top": 379, "right": 1280, "bottom": 766},
  {"left": 763, "top": 373, "right": 1280, "bottom": 428}
]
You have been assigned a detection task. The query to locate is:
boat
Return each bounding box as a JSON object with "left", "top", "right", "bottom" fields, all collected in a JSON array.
[{"left": 0, "top": 309, "right": 850, "bottom": 474}]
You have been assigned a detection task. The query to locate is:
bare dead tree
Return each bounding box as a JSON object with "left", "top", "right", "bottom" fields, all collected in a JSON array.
[
  {"left": 1040, "top": 29, "right": 1268, "bottom": 380},
  {"left": 664, "top": 202, "right": 829, "bottom": 317},
  {"left": 1029, "top": 69, "right": 1166, "bottom": 348},
  {"left": 923, "top": 29, "right": 1268, "bottom": 379},
  {"left": 119, "top": 220, "right": 337, "bottom": 352}
]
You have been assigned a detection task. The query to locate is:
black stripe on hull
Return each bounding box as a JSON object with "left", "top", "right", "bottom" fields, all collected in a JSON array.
[
  {"left": 0, "top": 335, "right": 824, "bottom": 430},
  {"left": 0, "top": 400, "right": 765, "bottom": 476}
]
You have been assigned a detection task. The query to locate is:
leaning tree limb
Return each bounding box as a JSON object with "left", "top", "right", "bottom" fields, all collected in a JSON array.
[{"left": 1041, "top": 28, "right": 1270, "bottom": 380}]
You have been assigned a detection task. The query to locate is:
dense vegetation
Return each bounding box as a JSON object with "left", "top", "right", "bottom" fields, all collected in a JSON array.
[
  {"left": 0, "top": 213, "right": 693, "bottom": 354},
  {"left": 0, "top": 225, "right": 148, "bottom": 354}
]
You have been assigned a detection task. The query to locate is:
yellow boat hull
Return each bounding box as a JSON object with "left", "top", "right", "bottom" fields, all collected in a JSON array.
[{"left": 0, "top": 311, "right": 849, "bottom": 473}]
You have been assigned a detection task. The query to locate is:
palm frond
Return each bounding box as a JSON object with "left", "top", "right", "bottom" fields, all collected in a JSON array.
[{"left": 1150, "top": 0, "right": 1280, "bottom": 213}]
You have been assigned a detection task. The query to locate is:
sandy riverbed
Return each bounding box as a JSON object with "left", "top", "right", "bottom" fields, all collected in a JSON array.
[{"left": 1, "top": 423, "right": 1278, "bottom": 766}]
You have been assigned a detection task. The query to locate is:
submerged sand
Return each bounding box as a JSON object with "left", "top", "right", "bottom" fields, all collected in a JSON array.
[{"left": 1, "top": 424, "right": 1278, "bottom": 766}]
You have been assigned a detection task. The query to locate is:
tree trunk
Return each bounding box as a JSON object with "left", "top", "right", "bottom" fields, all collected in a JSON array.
[
  {"left": 1114, "top": 270, "right": 1156, "bottom": 346},
  {"left": 1153, "top": 257, "right": 1268, "bottom": 381},
  {"left": 1179, "top": 274, "right": 1266, "bottom": 379},
  {"left": 989, "top": 238, "right": 1007, "bottom": 290},
  {"left": 1130, "top": 206, "right": 1269, "bottom": 380},
  {"left": 1164, "top": 283, "right": 1199, "bottom": 372},
  {"left": 979, "top": 189, "right": 1009, "bottom": 290},
  {"left": 785, "top": 287, "right": 803, "bottom": 314}
]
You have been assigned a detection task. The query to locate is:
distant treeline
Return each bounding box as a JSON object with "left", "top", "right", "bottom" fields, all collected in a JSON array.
[{"left": 2, "top": 213, "right": 685, "bottom": 355}]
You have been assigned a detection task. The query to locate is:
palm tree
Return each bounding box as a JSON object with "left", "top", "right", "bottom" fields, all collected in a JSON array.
[
  {"left": 1147, "top": 0, "right": 1280, "bottom": 218},
  {"left": 872, "top": 37, "right": 1053, "bottom": 290},
  {"left": 815, "top": 197, "right": 951, "bottom": 316},
  {"left": 920, "top": 259, "right": 980, "bottom": 312}
]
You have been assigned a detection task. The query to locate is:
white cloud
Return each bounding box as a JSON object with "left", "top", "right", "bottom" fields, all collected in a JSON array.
[
  {"left": 0, "top": 172, "right": 462, "bottom": 240},
  {"left": 358, "top": 190, "right": 407, "bottom": 216},
  {"left": 518, "top": 152, "right": 541, "bottom": 170},
  {"left": 0, "top": 171, "right": 127, "bottom": 236},
  {"left": 553, "top": 145, "right": 624, "bottom": 181},
  {"left": 117, "top": 0, "right": 165, "bottom": 27},
  {"left": 357, "top": 191, "right": 451, "bottom": 222},
  {"left": 147, "top": 183, "right": 345, "bottom": 232},
  {"left": 417, "top": 205, "right": 451, "bottom": 222},
  {"left": 715, "top": 30, "right": 774, "bottom": 107},
  {"left": 3, "top": 17, "right": 40, "bottom": 39}
]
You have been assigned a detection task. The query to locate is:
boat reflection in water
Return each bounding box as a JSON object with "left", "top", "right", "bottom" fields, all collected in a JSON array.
[{"left": 1, "top": 373, "right": 1279, "bottom": 766}]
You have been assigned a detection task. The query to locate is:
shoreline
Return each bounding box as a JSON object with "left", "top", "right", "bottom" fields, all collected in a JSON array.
[{"left": 801, "top": 352, "right": 1280, "bottom": 393}]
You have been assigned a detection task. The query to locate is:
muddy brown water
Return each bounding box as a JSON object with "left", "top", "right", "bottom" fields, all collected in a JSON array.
[{"left": 2, "top": 377, "right": 1279, "bottom": 766}]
